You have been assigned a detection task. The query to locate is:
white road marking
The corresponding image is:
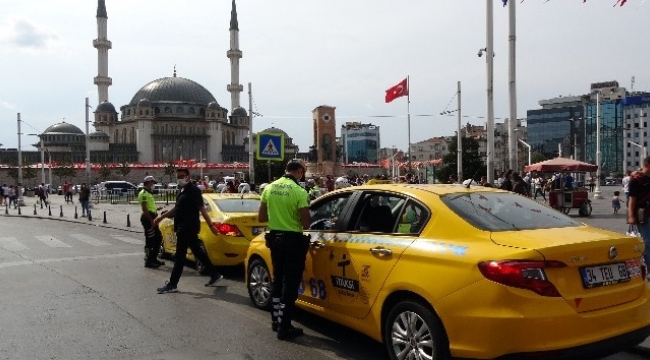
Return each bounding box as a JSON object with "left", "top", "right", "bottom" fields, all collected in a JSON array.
[
  {"left": 0, "top": 237, "right": 28, "bottom": 251},
  {"left": 35, "top": 235, "right": 72, "bottom": 248},
  {"left": 110, "top": 235, "right": 143, "bottom": 244},
  {"left": 0, "top": 252, "right": 142, "bottom": 269},
  {"left": 69, "top": 234, "right": 110, "bottom": 247}
]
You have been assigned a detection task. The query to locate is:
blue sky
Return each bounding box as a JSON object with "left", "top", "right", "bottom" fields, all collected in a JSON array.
[{"left": 0, "top": 0, "right": 648, "bottom": 152}]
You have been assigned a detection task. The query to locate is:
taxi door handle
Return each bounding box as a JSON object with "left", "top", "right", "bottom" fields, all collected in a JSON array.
[
  {"left": 310, "top": 241, "right": 325, "bottom": 249},
  {"left": 369, "top": 247, "right": 392, "bottom": 256}
]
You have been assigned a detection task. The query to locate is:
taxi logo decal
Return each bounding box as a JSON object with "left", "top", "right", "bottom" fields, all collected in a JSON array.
[{"left": 331, "top": 254, "right": 360, "bottom": 295}]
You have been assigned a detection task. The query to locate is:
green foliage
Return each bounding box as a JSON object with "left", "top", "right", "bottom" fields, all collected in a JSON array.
[
  {"left": 253, "top": 159, "right": 286, "bottom": 184},
  {"left": 531, "top": 152, "right": 546, "bottom": 164},
  {"left": 162, "top": 161, "right": 177, "bottom": 183},
  {"left": 6, "top": 167, "right": 18, "bottom": 182},
  {"left": 116, "top": 162, "right": 131, "bottom": 177},
  {"left": 52, "top": 163, "right": 76, "bottom": 183},
  {"left": 436, "top": 137, "right": 486, "bottom": 183},
  {"left": 97, "top": 161, "right": 112, "bottom": 180},
  {"left": 22, "top": 165, "right": 37, "bottom": 184}
]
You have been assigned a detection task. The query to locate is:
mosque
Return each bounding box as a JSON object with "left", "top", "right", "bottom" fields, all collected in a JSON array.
[{"left": 30, "top": 0, "right": 298, "bottom": 166}]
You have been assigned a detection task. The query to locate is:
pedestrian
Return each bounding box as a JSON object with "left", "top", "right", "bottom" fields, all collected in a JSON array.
[
  {"left": 499, "top": 170, "right": 513, "bottom": 191},
  {"left": 589, "top": 177, "right": 595, "bottom": 192},
  {"left": 138, "top": 176, "right": 165, "bottom": 269},
  {"left": 0, "top": 183, "right": 7, "bottom": 206},
  {"left": 479, "top": 176, "right": 492, "bottom": 187},
  {"left": 622, "top": 171, "right": 631, "bottom": 203},
  {"left": 533, "top": 175, "right": 546, "bottom": 202},
  {"left": 8, "top": 185, "right": 16, "bottom": 208},
  {"left": 627, "top": 155, "right": 650, "bottom": 274},
  {"left": 511, "top": 172, "right": 530, "bottom": 197},
  {"left": 79, "top": 183, "right": 90, "bottom": 217},
  {"left": 154, "top": 168, "right": 223, "bottom": 294},
  {"left": 37, "top": 182, "right": 49, "bottom": 205},
  {"left": 612, "top": 191, "right": 621, "bottom": 214},
  {"left": 258, "top": 160, "right": 311, "bottom": 340},
  {"left": 63, "top": 181, "right": 71, "bottom": 203}
]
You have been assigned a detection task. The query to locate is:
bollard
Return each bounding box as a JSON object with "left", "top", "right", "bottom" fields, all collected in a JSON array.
[
  {"left": 48, "top": 206, "right": 52, "bottom": 216},
  {"left": 88, "top": 209, "right": 92, "bottom": 221},
  {"left": 18, "top": 205, "right": 21, "bottom": 215},
  {"left": 127, "top": 214, "right": 131, "bottom": 227},
  {"left": 60, "top": 205, "right": 63, "bottom": 217},
  {"left": 74, "top": 206, "right": 78, "bottom": 219},
  {"left": 103, "top": 211, "right": 107, "bottom": 224},
  {"left": 5, "top": 203, "right": 8, "bottom": 215},
  {"left": 34, "top": 204, "right": 37, "bottom": 215}
]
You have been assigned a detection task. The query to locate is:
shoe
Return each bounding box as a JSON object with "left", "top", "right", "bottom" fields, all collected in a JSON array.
[
  {"left": 153, "top": 259, "right": 166, "bottom": 266},
  {"left": 272, "top": 321, "right": 279, "bottom": 332},
  {"left": 205, "top": 273, "right": 224, "bottom": 287},
  {"left": 145, "top": 261, "right": 161, "bottom": 269},
  {"left": 157, "top": 282, "right": 178, "bottom": 294},
  {"left": 277, "top": 325, "right": 304, "bottom": 341}
]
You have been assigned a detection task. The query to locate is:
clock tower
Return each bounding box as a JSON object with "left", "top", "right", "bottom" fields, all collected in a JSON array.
[{"left": 311, "top": 105, "right": 337, "bottom": 175}]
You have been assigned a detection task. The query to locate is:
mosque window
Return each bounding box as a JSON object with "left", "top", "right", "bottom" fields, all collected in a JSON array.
[
  {"left": 165, "top": 125, "right": 168, "bottom": 134},
  {"left": 101, "top": 115, "right": 107, "bottom": 122},
  {"left": 114, "top": 130, "right": 118, "bottom": 143},
  {"left": 211, "top": 112, "right": 215, "bottom": 118},
  {"left": 200, "top": 108, "right": 205, "bottom": 116},
  {"left": 189, "top": 107, "right": 195, "bottom": 114},
  {"left": 165, "top": 107, "right": 172, "bottom": 113},
  {"left": 145, "top": 110, "right": 149, "bottom": 116},
  {"left": 127, "top": 109, "right": 131, "bottom": 115},
  {"left": 177, "top": 107, "right": 184, "bottom": 114},
  {"left": 155, "top": 107, "right": 160, "bottom": 114},
  {"left": 110, "top": 116, "right": 115, "bottom": 122},
  {"left": 139, "top": 110, "right": 143, "bottom": 116}
]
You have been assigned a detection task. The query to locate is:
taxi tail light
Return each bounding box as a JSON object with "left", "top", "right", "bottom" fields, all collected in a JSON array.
[
  {"left": 478, "top": 260, "right": 566, "bottom": 297},
  {"left": 214, "top": 223, "right": 243, "bottom": 237}
]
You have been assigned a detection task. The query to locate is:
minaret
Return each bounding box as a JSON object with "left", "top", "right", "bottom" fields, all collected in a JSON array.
[
  {"left": 93, "top": 0, "right": 112, "bottom": 104},
  {"left": 227, "top": 0, "right": 243, "bottom": 110}
]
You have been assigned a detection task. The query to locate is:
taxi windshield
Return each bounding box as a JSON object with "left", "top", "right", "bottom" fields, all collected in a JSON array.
[
  {"left": 440, "top": 192, "right": 581, "bottom": 231},
  {"left": 213, "top": 198, "right": 260, "bottom": 213}
]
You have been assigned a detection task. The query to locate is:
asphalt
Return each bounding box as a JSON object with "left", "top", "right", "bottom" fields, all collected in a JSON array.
[{"left": 2, "top": 187, "right": 649, "bottom": 356}]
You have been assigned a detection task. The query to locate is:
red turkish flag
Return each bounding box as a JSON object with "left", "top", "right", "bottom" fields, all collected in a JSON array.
[{"left": 385, "top": 78, "right": 408, "bottom": 103}]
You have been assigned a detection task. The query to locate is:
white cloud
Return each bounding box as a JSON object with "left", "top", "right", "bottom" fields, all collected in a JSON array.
[
  {"left": 0, "top": 18, "right": 58, "bottom": 50},
  {"left": 0, "top": 100, "right": 16, "bottom": 110}
]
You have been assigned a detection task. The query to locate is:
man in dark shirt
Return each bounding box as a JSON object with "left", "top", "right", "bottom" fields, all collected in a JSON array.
[
  {"left": 627, "top": 156, "right": 650, "bottom": 273},
  {"left": 154, "top": 168, "right": 223, "bottom": 294}
]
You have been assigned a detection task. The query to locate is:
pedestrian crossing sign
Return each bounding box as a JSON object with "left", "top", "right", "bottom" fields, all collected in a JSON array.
[{"left": 256, "top": 132, "right": 285, "bottom": 161}]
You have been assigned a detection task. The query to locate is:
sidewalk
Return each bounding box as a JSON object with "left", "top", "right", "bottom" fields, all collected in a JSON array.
[
  {"left": 0, "top": 193, "right": 176, "bottom": 234},
  {"left": 1, "top": 188, "right": 649, "bottom": 356}
]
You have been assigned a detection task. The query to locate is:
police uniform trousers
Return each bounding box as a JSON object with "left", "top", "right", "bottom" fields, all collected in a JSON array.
[
  {"left": 141, "top": 212, "right": 163, "bottom": 263},
  {"left": 268, "top": 231, "right": 310, "bottom": 330},
  {"left": 168, "top": 230, "right": 216, "bottom": 287}
]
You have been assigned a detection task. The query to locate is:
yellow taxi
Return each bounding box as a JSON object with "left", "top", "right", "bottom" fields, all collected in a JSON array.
[
  {"left": 245, "top": 183, "right": 650, "bottom": 359},
  {"left": 159, "top": 193, "right": 266, "bottom": 269}
]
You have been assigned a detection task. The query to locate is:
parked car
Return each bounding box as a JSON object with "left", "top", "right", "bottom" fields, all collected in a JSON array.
[
  {"left": 245, "top": 183, "right": 650, "bottom": 359},
  {"left": 98, "top": 181, "right": 138, "bottom": 195},
  {"left": 159, "top": 193, "right": 266, "bottom": 268}
]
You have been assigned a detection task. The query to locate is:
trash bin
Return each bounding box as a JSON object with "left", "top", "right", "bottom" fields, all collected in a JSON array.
[{"left": 25, "top": 189, "right": 35, "bottom": 197}]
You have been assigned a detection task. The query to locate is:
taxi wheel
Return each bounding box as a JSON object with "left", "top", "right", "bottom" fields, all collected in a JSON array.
[
  {"left": 194, "top": 242, "right": 209, "bottom": 275},
  {"left": 247, "top": 258, "right": 272, "bottom": 310},
  {"left": 384, "top": 300, "right": 450, "bottom": 360}
]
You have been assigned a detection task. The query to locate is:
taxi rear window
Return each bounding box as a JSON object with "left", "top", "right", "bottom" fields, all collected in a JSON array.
[
  {"left": 214, "top": 199, "right": 260, "bottom": 213},
  {"left": 440, "top": 192, "right": 581, "bottom": 231}
]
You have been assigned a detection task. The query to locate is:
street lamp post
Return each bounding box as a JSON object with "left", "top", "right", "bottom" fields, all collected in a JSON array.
[
  {"left": 16, "top": 113, "right": 25, "bottom": 206},
  {"left": 85, "top": 98, "right": 91, "bottom": 185},
  {"left": 593, "top": 92, "right": 603, "bottom": 199},
  {"left": 518, "top": 139, "right": 531, "bottom": 166},
  {"left": 628, "top": 141, "right": 647, "bottom": 161}
]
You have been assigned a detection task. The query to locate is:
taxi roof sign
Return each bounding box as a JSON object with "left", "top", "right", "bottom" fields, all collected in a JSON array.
[
  {"left": 256, "top": 132, "right": 285, "bottom": 161},
  {"left": 365, "top": 179, "right": 394, "bottom": 185}
]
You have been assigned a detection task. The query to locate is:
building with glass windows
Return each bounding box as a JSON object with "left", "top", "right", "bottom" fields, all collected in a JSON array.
[
  {"left": 526, "top": 96, "right": 586, "bottom": 162},
  {"left": 622, "top": 93, "right": 650, "bottom": 172},
  {"left": 340, "top": 122, "right": 380, "bottom": 163}
]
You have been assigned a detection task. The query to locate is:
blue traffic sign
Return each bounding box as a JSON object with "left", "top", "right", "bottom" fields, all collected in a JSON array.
[{"left": 256, "top": 132, "right": 285, "bottom": 161}]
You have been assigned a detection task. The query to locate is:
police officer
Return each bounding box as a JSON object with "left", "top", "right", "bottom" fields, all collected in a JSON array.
[
  {"left": 258, "top": 160, "right": 311, "bottom": 340},
  {"left": 154, "top": 168, "right": 224, "bottom": 294},
  {"left": 139, "top": 176, "right": 165, "bottom": 268}
]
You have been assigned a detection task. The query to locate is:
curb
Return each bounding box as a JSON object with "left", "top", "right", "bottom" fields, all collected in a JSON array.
[{"left": 1, "top": 213, "right": 143, "bottom": 234}]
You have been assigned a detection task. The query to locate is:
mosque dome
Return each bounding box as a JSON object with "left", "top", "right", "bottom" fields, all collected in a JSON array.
[
  {"left": 207, "top": 101, "right": 221, "bottom": 110},
  {"left": 43, "top": 122, "right": 85, "bottom": 135},
  {"left": 137, "top": 98, "right": 152, "bottom": 107},
  {"left": 128, "top": 76, "right": 217, "bottom": 106},
  {"left": 260, "top": 127, "right": 289, "bottom": 137},
  {"left": 232, "top": 107, "right": 247, "bottom": 117},
  {"left": 96, "top": 101, "right": 117, "bottom": 113}
]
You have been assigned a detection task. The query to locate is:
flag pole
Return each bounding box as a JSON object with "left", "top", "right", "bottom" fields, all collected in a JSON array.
[
  {"left": 407, "top": 75, "right": 411, "bottom": 173},
  {"left": 457, "top": 81, "right": 462, "bottom": 183}
]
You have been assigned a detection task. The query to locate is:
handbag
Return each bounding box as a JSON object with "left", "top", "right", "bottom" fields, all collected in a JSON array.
[{"left": 627, "top": 224, "right": 641, "bottom": 237}]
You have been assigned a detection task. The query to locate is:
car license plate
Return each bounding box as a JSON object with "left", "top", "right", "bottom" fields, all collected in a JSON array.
[
  {"left": 252, "top": 227, "right": 266, "bottom": 235},
  {"left": 580, "top": 262, "right": 631, "bottom": 289}
]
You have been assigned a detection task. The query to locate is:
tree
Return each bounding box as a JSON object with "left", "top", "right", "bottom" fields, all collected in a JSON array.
[
  {"left": 531, "top": 152, "right": 546, "bottom": 164},
  {"left": 22, "top": 165, "right": 37, "bottom": 185},
  {"left": 162, "top": 160, "right": 177, "bottom": 183},
  {"left": 116, "top": 162, "right": 131, "bottom": 178},
  {"left": 52, "top": 164, "right": 76, "bottom": 184},
  {"left": 97, "top": 161, "right": 112, "bottom": 180},
  {"left": 253, "top": 159, "right": 286, "bottom": 184},
  {"left": 436, "top": 137, "right": 486, "bottom": 183}
]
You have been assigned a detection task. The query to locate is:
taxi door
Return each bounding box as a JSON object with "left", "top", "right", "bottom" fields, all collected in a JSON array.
[
  {"left": 325, "top": 192, "right": 419, "bottom": 319},
  {"left": 299, "top": 191, "right": 355, "bottom": 309}
]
